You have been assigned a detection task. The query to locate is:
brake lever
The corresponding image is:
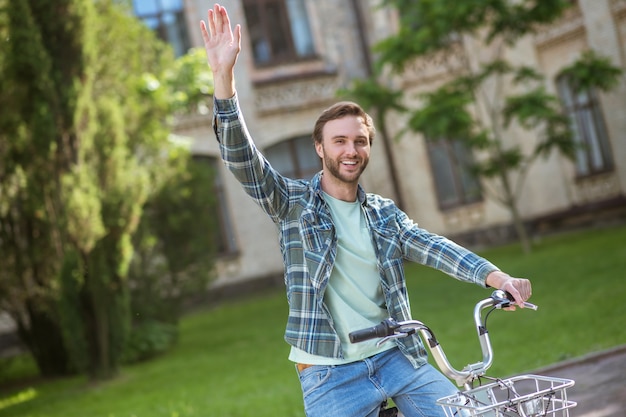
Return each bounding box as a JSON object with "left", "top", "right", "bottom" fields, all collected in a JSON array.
[
  {"left": 518, "top": 301, "right": 538, "bottom": 310},
  {"left": 375, "top": 331, "right": 411, "bottom": 347},
  {"left": 492, "top": 290, "right": 538, "bottom": 310}
]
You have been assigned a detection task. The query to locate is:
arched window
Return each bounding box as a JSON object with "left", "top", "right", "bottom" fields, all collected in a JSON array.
[
  {"left": 265, "top": 136, "right": 321, "bottom": 180},
  {"left": 556, "top": 75, "right": 613, "bottom": 177}
]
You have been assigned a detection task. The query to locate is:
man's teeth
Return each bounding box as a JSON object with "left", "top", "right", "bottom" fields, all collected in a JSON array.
[{"left": 342, "top": 161, "right": 357, "bottom": 165}]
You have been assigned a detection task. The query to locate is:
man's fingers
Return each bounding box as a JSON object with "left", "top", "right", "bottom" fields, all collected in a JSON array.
[
  {"left": 214, "top": 4, "right": 227, "bottom": 35},
  {"left": 219, "top": 5, "right": 231, "bottom": 34},
  {"left": 207, "top": 9, "right": 216, "bottom": 38},
  {"left": 516, "top": 279, "right": 532, "bottom": 300},
  {"left": 205, "top": 4, "right": 235, "bottom": 42},
  {"left": 508, "top": 278, "right": 532, "bottom": 307},
  {"left": 505, "top": 285, "right": 524, "bottom": 308},
  {"left": 234, "top": 24, "right": 241, "bottom": 47},
  {"left": 207, "top": 4, "right": 224, "bottom": 38}
]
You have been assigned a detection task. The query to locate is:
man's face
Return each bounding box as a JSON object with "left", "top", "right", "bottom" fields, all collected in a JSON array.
[{"left": 315, "top": 115, "right": 371, "bottom": 185}]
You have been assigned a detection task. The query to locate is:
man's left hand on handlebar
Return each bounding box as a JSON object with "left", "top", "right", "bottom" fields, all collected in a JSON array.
[{"left": 485, "top": 271, "right": 532, "bottom": 310}]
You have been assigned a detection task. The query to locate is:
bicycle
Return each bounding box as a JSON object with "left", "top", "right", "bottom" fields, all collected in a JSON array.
[{"left": 349, "top": 290, "right": 577, "bottom": 417}]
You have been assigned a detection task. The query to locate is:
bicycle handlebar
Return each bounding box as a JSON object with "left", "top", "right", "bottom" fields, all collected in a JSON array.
[
  {"left": 349, "top": 320, "right": 396, "bottom": 344},
  {"left": 348, "top": 290, "right": 537, "bottom": 388}
]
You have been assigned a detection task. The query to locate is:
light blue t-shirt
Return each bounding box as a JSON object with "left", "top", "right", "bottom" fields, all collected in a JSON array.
[{"left": 289, "top": 192, "right": 393, "bottom": 365}]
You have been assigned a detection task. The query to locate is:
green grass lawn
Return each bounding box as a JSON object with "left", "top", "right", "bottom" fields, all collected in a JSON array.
[{"left": 1, "top": 224, "right": 625, "bottom": 417}]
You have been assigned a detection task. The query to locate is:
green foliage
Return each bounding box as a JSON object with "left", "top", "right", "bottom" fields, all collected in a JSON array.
[
  {"left": 376, "top": 0, "right": 572, "bottom": 71},
  {"left": 558, "top": 50, "right": 624, "bottom": 93},
  {"left": 61, "top": 167, "right": 106, "bottom": 253},
  {"left": 504, "top": 88, "right": 575, "bottom": 159},
  {"left": 164, "top": 47, "right": 215, "bottom": 114},
  {"left": 123, "top": 321, "right": 178, "bottom": 364},
  {"left": 0, "top": 0, "right": 96, "bottom": 376},
  {"left": 127, "top": 149, "right": 218, "bottom": 348},
  {"left": 475, "top": 148, "right": 523, "bottom": 179},
  {"left": 338, "top": 77, "right": 406, "bottom": 114},
  {"left": 503, "top": 87, "right": 560, "bottom": 129},
  {"left": 150, "top": 155, "right": 217, "bottom": 281},
  {"left": 408, "top": 86, "right": 475, "bottom": 140},
  {"left": 51, "top": 0, "right": 169, "bottom": 380}
]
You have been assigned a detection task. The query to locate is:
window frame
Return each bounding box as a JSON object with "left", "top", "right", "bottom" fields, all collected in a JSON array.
[
  {"left": 242, "top": 0, "right": 316, "bottom": 67},
  {"left": 556, "top": 74, "right": 614, "bottom": 178},
  {"left": 425, "top": 138, "right": 483, "bottom": 210},
  {"left": 132, "top": 0, "right": 191, "bottom": 57},
  {"left": 264, "top": 136, "right": 321, "bottom": 180}
]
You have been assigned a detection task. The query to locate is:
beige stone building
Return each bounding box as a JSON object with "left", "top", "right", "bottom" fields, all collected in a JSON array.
[{"left": 133, "top": 0, "right": 626, "bottom": 287}]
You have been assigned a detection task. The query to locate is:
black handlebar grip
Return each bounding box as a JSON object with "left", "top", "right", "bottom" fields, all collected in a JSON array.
[{"left": 349, "top": 321, "right": 393, "bottom": 343}]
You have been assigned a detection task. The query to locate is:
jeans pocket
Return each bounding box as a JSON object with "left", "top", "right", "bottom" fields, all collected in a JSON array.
[{"left": 299, "top": 365, "right": 332, "bottom": 398}]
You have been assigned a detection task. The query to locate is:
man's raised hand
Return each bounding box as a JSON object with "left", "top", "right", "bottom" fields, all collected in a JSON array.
[{"left": 200, "top": 4, "right": 241, "bottom": 98}]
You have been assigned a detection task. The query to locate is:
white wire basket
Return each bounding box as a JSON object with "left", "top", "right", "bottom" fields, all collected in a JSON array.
[{"left": 436, "top": 374, "right": 576, "bottom": 417}]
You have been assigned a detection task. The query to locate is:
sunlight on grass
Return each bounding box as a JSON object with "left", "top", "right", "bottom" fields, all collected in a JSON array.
[{"left": 0, "top": 388, "right": 37, "bottom": 411}]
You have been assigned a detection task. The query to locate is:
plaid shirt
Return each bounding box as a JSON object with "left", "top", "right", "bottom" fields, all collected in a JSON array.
[{"left": 213, "top": 95, "right": 498, "bottom": 367}]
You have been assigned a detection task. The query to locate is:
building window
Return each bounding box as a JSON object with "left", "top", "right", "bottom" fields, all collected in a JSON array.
[
  {"left": 265, "top": 136, "right": 321, "bottom": 179},
  {"left": 192, "top": 156, "right": 238, "bottom": 256},
  {"left": 133, "top": 0, "right": 191, "bottom": 57},
  {"left": 426, "top": 139, "right": 482, "bottom": 209},
  {"left": 242, "top": 0, "right": 315, "bottom": 66},
  {"left": 556, "top": 75, "right": 613, "bottom": 177}
]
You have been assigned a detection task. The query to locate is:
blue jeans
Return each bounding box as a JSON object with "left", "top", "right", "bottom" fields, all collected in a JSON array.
[{"left": 296, "top": 347, "right": 458, "bottom": 417}]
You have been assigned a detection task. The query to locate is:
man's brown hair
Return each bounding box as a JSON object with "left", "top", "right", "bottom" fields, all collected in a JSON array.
[{"left": 312, "top": 101, "right": 376, "bottom": 145}]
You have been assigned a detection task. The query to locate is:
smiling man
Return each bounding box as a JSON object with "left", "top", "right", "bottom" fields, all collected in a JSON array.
[
  {"left": 201, "top": 4, "right": 533, "bottom": 417},
  {"left": 313, "top": 102, "right": 372, "bottom": 198}
]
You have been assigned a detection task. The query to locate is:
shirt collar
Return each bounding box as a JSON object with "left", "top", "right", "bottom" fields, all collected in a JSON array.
[{"left": 311, "top": 172, "right": 368, "bottom": 206}]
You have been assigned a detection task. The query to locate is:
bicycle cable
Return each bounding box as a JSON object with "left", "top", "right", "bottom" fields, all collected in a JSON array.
[{"left": 483, "top": 305, "right": 498, "bottom": 329}]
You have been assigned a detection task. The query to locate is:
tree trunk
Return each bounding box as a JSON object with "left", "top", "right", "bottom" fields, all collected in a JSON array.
[
  {"left": 80, "top": 237, "right": 130, "bottom": 380},
  {"left": 509, "top": 198, "right": 531, "bottom": 254},
  {"left": 81, "top": 248, "right": 115, "bottom": 380},
  {"left": 17, "top": 300, "right": 73, "bottom": 377},
  {"left": 499, "top": 171, "right": 532, "bottom": 254}
]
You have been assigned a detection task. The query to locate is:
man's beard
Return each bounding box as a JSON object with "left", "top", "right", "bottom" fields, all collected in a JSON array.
[{"left": 323, "top": 153, "right": 369, "bottom": 185}]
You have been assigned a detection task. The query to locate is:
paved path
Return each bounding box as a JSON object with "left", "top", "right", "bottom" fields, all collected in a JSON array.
[{"left": 533, "top": 345, "right": 626, "bottom": 417}]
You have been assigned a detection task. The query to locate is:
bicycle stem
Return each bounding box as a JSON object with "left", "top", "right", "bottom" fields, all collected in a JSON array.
[{"left": 415, "top": 290, "right": 525, "bottom": 389}]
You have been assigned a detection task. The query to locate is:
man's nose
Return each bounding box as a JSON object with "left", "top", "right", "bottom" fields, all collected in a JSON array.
[{"left": 345, "top": 141, "right": 358, "bottom": 155}]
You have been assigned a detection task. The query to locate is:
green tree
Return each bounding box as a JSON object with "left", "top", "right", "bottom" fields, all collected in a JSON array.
[
  {"left": 0, "top": 0, "right": 216, "bottom": 380},
  {"left": 347, "top": 0, "right": 622, "bottom": 253},
  {"left": 0, "top": 0, "right": 97, "bottom": 376},
  {"left": 62, "top": 0, "right": 174, "bottom": 380}
]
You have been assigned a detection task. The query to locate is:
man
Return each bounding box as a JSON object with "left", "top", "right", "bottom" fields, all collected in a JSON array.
[{"left": 200, "top": 4, "right": 532, "bottom": 417}]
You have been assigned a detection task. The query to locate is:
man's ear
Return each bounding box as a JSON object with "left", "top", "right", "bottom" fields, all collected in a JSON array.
[{"left": 315, "top": 141, "right": 324, "bottom": 159}]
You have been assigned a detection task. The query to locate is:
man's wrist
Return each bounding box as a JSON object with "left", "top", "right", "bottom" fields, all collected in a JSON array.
[
  {"left": 213, "top": 72, "right": 236, "bottom": 99},
  {"left": 485, "top": 270, "right": 510, "bottom": 289}
]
